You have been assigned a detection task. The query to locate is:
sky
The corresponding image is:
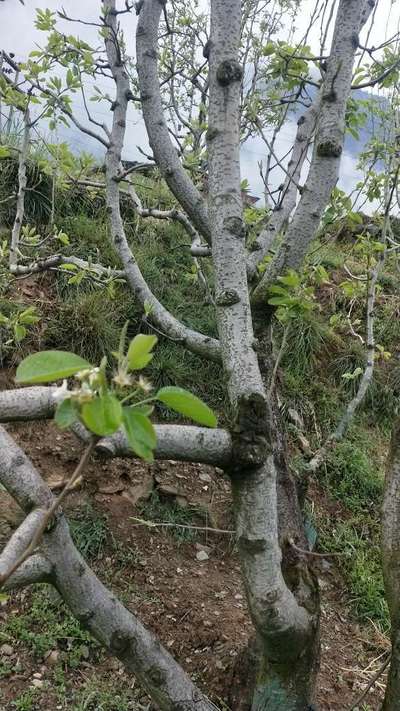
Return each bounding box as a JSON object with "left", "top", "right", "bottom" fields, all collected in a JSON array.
[{"left": 0, "top": 0, "right": 398, "bottom": 203}]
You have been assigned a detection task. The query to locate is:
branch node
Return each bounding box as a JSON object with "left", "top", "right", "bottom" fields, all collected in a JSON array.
[{"left": 216, "top": 59, "right": 243, "bottom": 86}]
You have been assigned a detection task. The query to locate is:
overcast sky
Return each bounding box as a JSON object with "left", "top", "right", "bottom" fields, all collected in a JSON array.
[{"left": 1, "top": 0, "right": 398, "bottom": 203}]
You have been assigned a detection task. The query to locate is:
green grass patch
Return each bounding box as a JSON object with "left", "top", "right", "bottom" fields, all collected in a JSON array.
[
  {"left": 318, "top": 515, "right": 389, "bottom": 631},
  {"left": 69, "top": 505, "right": 109, "bottom": 560},
  {"left": 1, "top": 586, "right": 98, "bottom": 667}
]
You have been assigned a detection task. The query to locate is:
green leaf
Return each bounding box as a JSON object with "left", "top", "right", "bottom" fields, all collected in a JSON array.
[
  {"left": 18, "top": 307, "right": 40, "bottom": 325},
  {"left": 131, "top": 404, "right": 154, "bottom": 416},
  {"left": 54, "top": 398, "right": 78, "bottom": 429},
  {"left": 157, "top": 386, "right": 217, "bottom": 427},
  {"left": 122, "top": 407, "right": 156, "bottom": 462},
  {"left": 66, "top": 68, "right": 74, "bottom": 87},
  {"left": 267, "top": 296, "right": 292, "bottom": 306},
  {"left": 60, "top": 263, "right": 78, "bottom": 271},
  {"left": 127, "top": 334, "right": 158, "bottom": 370},
  {"left": 263, "top": 41, "right": 275, "bottom": 56},
  {"left": 278, "top": 270, "right": 300, "bottom": 288},
  {"left": 16, "top": 351, "right": 91, "bottom": 384},
  {"left": 14, "top": 324, "right": 27, "bottom": 342},
  {"left": 268, "top": 285, "right": 289, "bottom": 296},
  {"left": 57, "top": 232, "right": 70, "bottom": 246},
  {"left": 81, "top": 394, "right": 122, "bottom": 436}
]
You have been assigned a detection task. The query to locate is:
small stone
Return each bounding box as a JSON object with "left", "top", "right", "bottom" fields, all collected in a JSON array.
[
  {"left": 288, "top": 408, "right": 304, "bottom": 430},
  {"left": 0, "top": 644, "right": 14, "bottom": 657},
  {"left": 321, "top": 558, "right": 332, "bottom": 572},
  {"left": 33, "top": 672, "right": 42, "bottom": 679},
  {"left": 32, "top": 678, "right": 44, "bottom": 689},
  {"left": 196, "top": 550, "right": 209, "bottom": 562},
  {"left": 195, "top": 543, "right": 211, "bottom": 554},
  {"left": 234, "top": 593, "right": 243, "bottom": 600},
  {"left": 214, "top": 590, "right": 227, "bottom": 599},
  {"left": 0, "top": 644, "right": 13, "bottom": 656},
  {"left": 44, "top": 650, "right": 59, "bottom": 666},
  {"left": 199, "top": 472, "right": 212, "bottom": 483},
  {"left": 158, "top": 484, "right": 178, "bottom": 497}
]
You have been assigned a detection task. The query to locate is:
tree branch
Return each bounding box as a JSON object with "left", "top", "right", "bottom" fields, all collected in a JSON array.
[
  {"left": 136, "top": 0, "right": 210, "bottom": 243},
  {"left": 0, "top": 424, "right": 217, "bottom": 710},
  {"left": 0, "top": 387, "right": 232, "bottom": 466},
  {"left": 252, "top": 0, "right": 374, "bottom": 303},
  {"left": 102, "top": 0, "right": 220, "bottom": 361}
]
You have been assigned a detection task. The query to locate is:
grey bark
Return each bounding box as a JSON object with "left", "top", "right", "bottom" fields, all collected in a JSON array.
[
  {"left": 252, "top": 0, "right": 374, "bottom": 303},
  {"left": 136, "top": 0, "right": 211, "bottom": 243},
  {"left": 0, "top": 509, "right": 48, "bottom": 578},
  {"left": 98, "top": 425, "right": 233, "bottom": 467},
  {"left": 0, "top": 425, "right": 216, "bottom": 711},
  {"left": 382, "top": 419, "right": 400, "bottom": 710},
  {"left": 9, "top": 107, "right": 30, "bottom": 272},
  {"left": 103, "top": 1, "right": 220, "bottom": 362},
  {"left": 247, "top": 96, "right": 320, "bottom": 279},
  {"left": 0, "top": 385, "right": 61, "bottom": 421},
  {"left": 2, "top": 554, "right": 53, "bottom": 591},
  {"left": 125, "top": 174, "right": 211, "bottom": 255},
  {"left": 207, "top": 2, "right": 319, "bottom": 707},
  {"left": 0, "top": 386, "right": 232, "bottom": 466},
  {"left": 11, "top": 254, "right": 125, "bottom": 278}
]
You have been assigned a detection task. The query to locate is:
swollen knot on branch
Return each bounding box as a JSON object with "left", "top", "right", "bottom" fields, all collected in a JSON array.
[
  {"left": 231, "top": 393, "right": 270, "bottom": 468},
  {"left": 206, "top": 126, "right": 219, "bottom": 142},
  {"left": 223, "top": 216, "right": 246, "bottom": 239},
  {"left": 216, "top": 60, "right": 243, "bottom": 86},
  {"left": 317, "top": 140, "right": 342, "bottom": 158},
  {"left": 216, "top": 289, "right": 240, "bottom": 307}
]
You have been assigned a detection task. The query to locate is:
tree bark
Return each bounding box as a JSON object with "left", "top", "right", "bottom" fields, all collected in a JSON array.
[
  {"left": 207, "top": 2, "right": 319, "bottom": 707},
  {"left": 136, "top": 0, "right": 211, "bottom": 243},
  {"left": 252, "top": 0, "right": 374, "bottom": 303},
  {"left": 10, "top": 107, "right": 30, "bottom": 272},
  {"left": 103, "top": 0, "right": 220, "bottom": 362},
  {"left": 382, "top": 419, "right": 400, "bottom": 710},
  {"left": 0, "top": 385, "right": 233, "bottom": 466},
  {"left": 247, "top": 96, "right": 320, "bottom": 279},
  {"left": 0, "top": 425, "right": 217, "bottom": 711}
]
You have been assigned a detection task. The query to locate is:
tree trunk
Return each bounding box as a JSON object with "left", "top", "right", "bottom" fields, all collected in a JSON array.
[
  {"left": 382, "top": 629, "right": 400, "bottom": 710},
  {"left": 382, "top": 417, "right": 400, "bottom": 710}
]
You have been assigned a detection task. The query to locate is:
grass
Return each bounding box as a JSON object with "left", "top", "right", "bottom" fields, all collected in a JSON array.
[
  {"left": 318, "top": 515, "right": 389, "bottom": 631},
  {"left": 1, "top": 586, "right": 98, "bottom": 666},
  {"left": 69, "top": 505, "right": 109, "bottom": 560},
  {"left": 70, "top": 676, "right": 146, "bottom": 711},
  {"left": 12, "top": 689, "right": 40, "bottom": 711},
  {"left": 138, "top": 491, "right": 200, "bottom": 543},
  {"left": 323, "top": 436, "right": 384, "bottom": 513},
  {"left": 282, "top": 314, "right": 330, "bottom": 378},
  {"left": 43, "top": 287, "right": 129, "bottom": 365}
]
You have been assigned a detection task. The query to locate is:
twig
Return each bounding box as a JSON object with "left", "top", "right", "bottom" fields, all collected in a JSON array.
[
  {"left": 288, "top": 537, "right": 347, "bottom": 559},
  {"left": 269, "top": 324, "right": 289, "bottom": 397},
  {"left": 347, "top": 653, "right": 391, "bottom": 710},
  {"left": 130, "top": 516, "right": 235, "bottom": 535},
  {"left": 0, "top": 439, "right": 95, "bottom": 588}
]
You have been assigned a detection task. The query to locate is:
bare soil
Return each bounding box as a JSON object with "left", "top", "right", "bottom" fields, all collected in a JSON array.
[{"left": 0, "top": 418, "right": 389, "bottom": 710}]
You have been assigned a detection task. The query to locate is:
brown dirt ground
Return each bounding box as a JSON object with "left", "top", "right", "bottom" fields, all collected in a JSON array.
[{"left": 0, "top": 418, "right": 390, "bottom": 710}]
